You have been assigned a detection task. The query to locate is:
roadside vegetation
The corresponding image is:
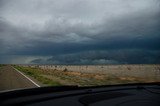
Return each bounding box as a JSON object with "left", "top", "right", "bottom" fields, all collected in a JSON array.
[
  {"left": 0, "top": 64, "right": 5, "bottom": 67},
  {"left": 13, "top": 65, "right": 148, "bottom": 87},
  {"left": 13, "top": 65, "right": 61, "bottom": 86},
  {"left": 0, "top": 64, "right": 6, "bottom": 69}
]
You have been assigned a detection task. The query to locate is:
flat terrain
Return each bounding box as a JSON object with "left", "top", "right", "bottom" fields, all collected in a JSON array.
[
  {"left": 14, "top": 65, "right": 160, "bottom": 87},
  {"left": 0, "top": 65, "right": 39, "bottom": 91},
  {"left": 0, "top": 64, "right": 160, "bottom": 92}
]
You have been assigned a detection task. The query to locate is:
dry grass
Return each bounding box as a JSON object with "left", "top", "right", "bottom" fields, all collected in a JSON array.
[
  {"left": 13, "top": 65, "right": 61, "bottom": 86},
  {"left": 13, "top": 65, "right": 154, "bottom": 87}
]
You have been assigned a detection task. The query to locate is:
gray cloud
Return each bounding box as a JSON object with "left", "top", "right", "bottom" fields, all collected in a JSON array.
[
  {"left": 29, "top": 49, "right": 160, "bottom": 65},
  {"left": 0, "top": 0, "right": 160, "bottom": 64}
]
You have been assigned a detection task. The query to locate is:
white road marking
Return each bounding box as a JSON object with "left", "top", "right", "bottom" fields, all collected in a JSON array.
[{"left": 12, "top": 67, "right": 40, "bottom": 87}]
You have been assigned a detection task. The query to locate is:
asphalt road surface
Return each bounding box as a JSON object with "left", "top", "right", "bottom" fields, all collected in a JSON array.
[{"left": 0, "top": 65, "right": 39, "bottom": 91}]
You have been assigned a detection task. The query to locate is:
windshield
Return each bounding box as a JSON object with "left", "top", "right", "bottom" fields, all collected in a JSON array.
[{"left": 0, "top": 0, "right": 160, "bottom": 92}]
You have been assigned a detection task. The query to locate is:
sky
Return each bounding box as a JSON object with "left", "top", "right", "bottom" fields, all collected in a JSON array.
[{"left": 0, "top": 0, "right": 160, "bottom": 64}]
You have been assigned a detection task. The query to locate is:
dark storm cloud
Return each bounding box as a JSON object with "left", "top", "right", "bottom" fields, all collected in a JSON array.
[
  {"left": 0, "top": 0, "right": 160, "bottom": 64},
  {"left": 30, "top": 50, "right": 160, "bottom": 65}
]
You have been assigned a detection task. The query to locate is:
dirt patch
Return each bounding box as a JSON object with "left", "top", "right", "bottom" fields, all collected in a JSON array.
[
  {"left": 94, "top": 75, "right": 105, "bottom": 80},
  {"left": 66, "top": 71, "right": 82, "bottom": 76},
  {"left": 119, "top": 77, "right": 136, "bottom": 81}
]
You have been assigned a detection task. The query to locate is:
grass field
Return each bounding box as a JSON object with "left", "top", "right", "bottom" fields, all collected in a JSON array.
[
  {"left": 13, "top": 65, "right": 159, "bottom": 87},
  {"left": 13, "top": 65, "right": 61, "bottom": 86}
]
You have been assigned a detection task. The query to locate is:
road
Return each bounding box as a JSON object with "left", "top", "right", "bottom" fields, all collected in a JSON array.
[{"left": 0, "top": 65, "right": 39, "bottom": 91}]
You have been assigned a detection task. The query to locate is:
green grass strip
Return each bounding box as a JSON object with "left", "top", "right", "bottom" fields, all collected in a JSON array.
[{"left": 13, "top": 65, "right": 61, "bottom": 86}]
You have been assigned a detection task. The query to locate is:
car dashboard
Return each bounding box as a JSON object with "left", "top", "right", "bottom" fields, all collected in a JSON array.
[{"left": 0, "top": 83, "right": 160, "bottom": 106}]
